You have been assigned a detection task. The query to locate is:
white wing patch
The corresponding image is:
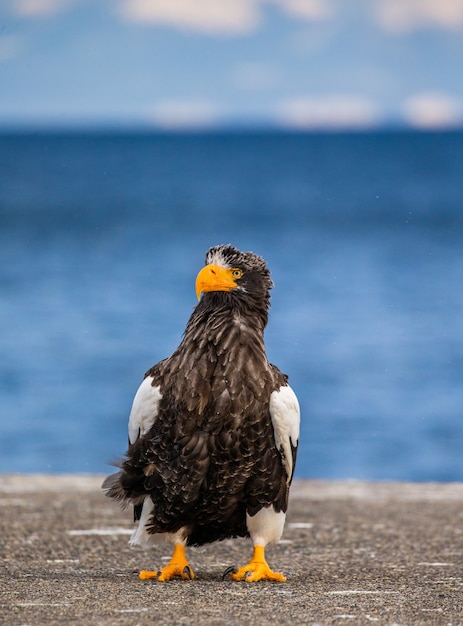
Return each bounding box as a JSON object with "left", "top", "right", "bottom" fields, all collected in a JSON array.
[
  {"left": 269, "top": 384, "right": 300, "bottom": 481},
  {"left": 128, "top": 376, "right": 162, "bottom": 444}
]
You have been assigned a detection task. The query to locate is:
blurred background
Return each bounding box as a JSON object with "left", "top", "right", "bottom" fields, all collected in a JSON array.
[{"left": 1, "top": 0, "right": 462, "bottom": 481}]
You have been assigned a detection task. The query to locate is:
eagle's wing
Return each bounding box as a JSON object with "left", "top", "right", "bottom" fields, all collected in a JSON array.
[
  {"left": 269, "top": 384, "right": 300, "bottom": 483},
  {"left": 124, "top": 374, "right": 163, "bottom": 543},
  {"left": 128, "top": 375, "right": 162, "bottom": 445}
]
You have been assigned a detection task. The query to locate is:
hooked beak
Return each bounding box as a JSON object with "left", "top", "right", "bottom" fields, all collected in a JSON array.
[{"left": 195, "top": 264, "right": 238, "bottom": 301}]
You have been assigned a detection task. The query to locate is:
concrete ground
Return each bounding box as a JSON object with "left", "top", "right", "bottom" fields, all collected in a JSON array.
[{"left": 1, "top": 475, "right": 462, "bottom": 625}]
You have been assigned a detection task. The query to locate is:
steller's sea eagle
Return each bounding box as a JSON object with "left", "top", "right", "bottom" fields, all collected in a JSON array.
[{"left": 103, "top": 244, "right": 300, "bottom": 582}]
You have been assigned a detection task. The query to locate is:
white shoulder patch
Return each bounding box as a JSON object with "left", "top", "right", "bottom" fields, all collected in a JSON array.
[
  {"left": 269, "top": 385, "right": 300, "bottom": 481},
  {"left": 128, "top": 376, "right": 162, "bottom": 444}
]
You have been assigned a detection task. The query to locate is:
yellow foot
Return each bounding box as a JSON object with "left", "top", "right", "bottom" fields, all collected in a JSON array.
[
  {"left": 139, "top": 544, "right": 194, "bottom": 582},
  {"left": 139, "top": 569, "right": 158, "bottom": 580},
  {"left": 228, "top": 546, "right": 286, "bottom": 583}
]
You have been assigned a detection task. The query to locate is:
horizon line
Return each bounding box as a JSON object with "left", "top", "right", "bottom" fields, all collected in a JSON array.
[{"left": 1, "top": 121, "right": 463, "bottom": 135}]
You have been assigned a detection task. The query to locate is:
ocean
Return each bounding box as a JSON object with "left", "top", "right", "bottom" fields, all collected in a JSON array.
[{"left": 0, "top": 129, "right": 462, "bottom": 481}]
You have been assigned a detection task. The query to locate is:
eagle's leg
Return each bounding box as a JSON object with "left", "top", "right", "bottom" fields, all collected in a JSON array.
[
  {"left": 139, "top": 544, "right": 194, "bottom": 582},
  {"left": 230, "top": 545, "right": 286, "bottom": 582},
  {"left": 229, "top": 506, "right": 286, "bottom": 582}
]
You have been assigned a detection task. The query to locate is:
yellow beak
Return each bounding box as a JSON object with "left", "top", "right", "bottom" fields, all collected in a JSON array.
[{"left": 195, "top": 264, "right": 238, "bottom": 300}]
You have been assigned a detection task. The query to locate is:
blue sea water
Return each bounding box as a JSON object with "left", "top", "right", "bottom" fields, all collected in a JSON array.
[{"left": 0, "top": 130, "right": 462, "bottom": 481}]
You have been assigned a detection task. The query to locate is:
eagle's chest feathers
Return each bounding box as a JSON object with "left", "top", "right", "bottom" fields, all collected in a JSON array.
[{"left": 160, "top": 313, "right": 272, "bottom": 430}]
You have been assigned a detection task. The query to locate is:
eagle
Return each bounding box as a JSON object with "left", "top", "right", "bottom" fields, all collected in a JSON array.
[{"left": 103, "top": 244, "right": 300, "bottom": 582}]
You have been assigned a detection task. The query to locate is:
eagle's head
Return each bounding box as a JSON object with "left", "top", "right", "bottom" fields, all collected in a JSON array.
[{"left": 195, "top": 244, "right": 273, "bottom": 319}]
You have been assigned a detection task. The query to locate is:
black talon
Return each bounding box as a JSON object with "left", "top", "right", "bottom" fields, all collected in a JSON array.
[
  {"left": 183, "top": 566, "right": 193, "bottom": 580},
  {"left": 243, "top": 570, "right": 252, "bottom": 581},
  {"left": 222, "top": 566, "right": 237, "bottom": 580}
]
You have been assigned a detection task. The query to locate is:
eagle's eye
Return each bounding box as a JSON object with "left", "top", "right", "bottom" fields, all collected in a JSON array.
[{"left": 232, "top": 268, "right": 243, "bottom": 279}]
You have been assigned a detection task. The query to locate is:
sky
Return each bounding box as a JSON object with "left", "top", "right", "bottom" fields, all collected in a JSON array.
[{"left": 1, "top": 0, "right": 463, "bottom": 130}]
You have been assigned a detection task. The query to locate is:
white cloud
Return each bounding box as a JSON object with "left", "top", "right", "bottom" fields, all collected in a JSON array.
[
  {"left": 403, "top": 92, "right": 463, "bottom": 129},
  {"left": 118, "top": 0, "right": 333, "bottom": 35},
  {"left": 375, "top": 0, "right": 463, "bottom": 33},
  {"left": 149, "top": 100, "right": 219, "bottom": 129},
  {"left": 277, "top": 95, "right": 380, "bottom": 129},
  {"left": 273, "top": 0, "right": 333, "bottom": 21},
  {"left": 13, "top": 0, "right": 72, "bottom": 17},
  {"left": 119, "top": 0, "right": 261, "bottom": 35}
]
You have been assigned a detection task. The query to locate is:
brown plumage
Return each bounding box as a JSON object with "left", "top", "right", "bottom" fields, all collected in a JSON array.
[{"left": 103, "top": 244, "right": 300, "bottom": 582}]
